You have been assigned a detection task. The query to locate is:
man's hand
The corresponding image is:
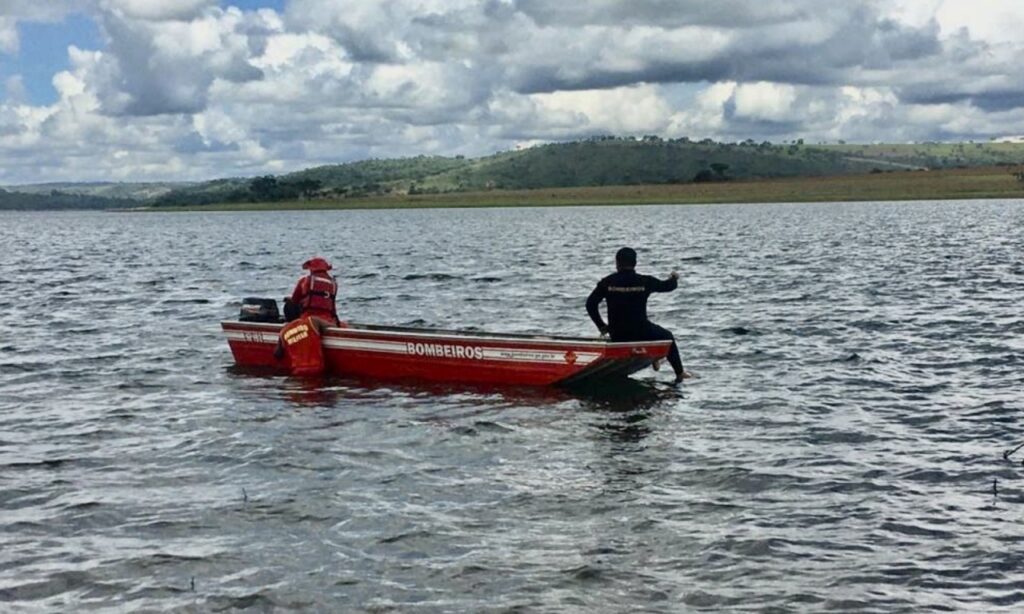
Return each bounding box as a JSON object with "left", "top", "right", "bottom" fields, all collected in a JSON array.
[
  {"left": 669, "top": 270, "right": 679, "bottom": 280},
  {"left": 598, "top": 325, "right": 609, "bottom": 339}
]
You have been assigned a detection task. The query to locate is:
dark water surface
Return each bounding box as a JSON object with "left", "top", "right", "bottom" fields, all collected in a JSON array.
[{"left": 2, "top": 201, "right": 1024, "bottom": 612}]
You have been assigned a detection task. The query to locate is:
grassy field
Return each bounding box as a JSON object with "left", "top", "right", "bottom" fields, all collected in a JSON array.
[{"left": 155, "top": 165, "right": 1024, "bottom": 212}]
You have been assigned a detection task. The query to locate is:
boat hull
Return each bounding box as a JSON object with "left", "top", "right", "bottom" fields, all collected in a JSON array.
[{"left": 221, "top": 321, "right": 672, "bottom": 387}]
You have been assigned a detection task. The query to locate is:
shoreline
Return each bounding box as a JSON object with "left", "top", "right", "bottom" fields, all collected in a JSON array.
[{"left": 132, "top": 165, "right": 1024, "bottom": 212}]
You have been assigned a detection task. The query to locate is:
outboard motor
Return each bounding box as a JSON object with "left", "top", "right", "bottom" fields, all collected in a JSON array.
[
  {"left": 282, "top": 297, "right": 302, "bottom": 322},
  {"left": 239, "top": 297, "right": 281, "bottom": 323}
]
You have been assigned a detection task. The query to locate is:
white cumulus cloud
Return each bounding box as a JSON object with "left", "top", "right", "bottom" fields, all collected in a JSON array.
[
  {"left": 98, "top": 0, "right": 219, "bottom": 21},
  {"left": 1, "top": 0, "right": 1024, "bottom": 184},
  {"left": 0, "top": 17, "right": 19, "bottom": 54}
]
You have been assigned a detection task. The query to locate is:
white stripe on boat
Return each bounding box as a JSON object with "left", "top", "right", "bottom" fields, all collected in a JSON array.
[
  {"left": 323, "top": 338, "right": 411, "bottom": 354},
  {"left": 227, "top": 331, "right": 601, "bottom": 365}
]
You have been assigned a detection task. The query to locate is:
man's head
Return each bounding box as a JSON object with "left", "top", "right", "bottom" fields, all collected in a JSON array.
[{"left": 615, "top": 247, "right": 637, "bottom": 271}]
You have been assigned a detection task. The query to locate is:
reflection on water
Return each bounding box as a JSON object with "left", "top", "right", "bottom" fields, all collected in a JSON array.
[
  {"left": 2, "top": 201, "right": 1024, "bottom": 612},
  {"left": 231, "top": 360, "right": 680, "bottom": 424}
]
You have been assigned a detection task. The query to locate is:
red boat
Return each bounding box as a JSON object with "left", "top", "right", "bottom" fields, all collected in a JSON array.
[{"left": 221, "top": 320, "right": 672, "bottom": 387}]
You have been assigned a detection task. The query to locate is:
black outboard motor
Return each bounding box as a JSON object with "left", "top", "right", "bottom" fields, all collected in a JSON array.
[
  {"left": 239, "top": 297, "right": 281, "bottom": 323},
  {"left": 282, "top": 297, "right": 302, "bottom": 322}
]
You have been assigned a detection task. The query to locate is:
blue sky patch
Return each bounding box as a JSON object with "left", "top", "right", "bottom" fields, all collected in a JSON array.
[
  {"left": 3, "top": 14, "right": 100, "bottom": 106},
  {"left": 2, "top": 2, "right": 286, "bottom": 106},
  {"left": 227, "top": 0, "right": 288, "bottom": 12}
]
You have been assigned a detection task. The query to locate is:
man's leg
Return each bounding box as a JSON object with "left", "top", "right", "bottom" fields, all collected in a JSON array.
[{"left": 646, "top": 322, "right": 685, "bottom": 380}]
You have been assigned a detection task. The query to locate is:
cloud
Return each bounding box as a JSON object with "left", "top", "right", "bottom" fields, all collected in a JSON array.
[
  {"left": 483, "top": 84, "right": 675, "bottom": 140},
  {"left": 86, "top": 7, "right": 269, "bottom": 116},
  {"left": 0, "top": 0, "right": 80, "bottom": 54},
  {"left": 0, "top": 0, "right": 79, "bottom": 22},
  {"left": 97, "top": 0, "right": 219, "bottom": 21},
  {"left": 514, "top": 0, "right": 827, "bottom": 29},
  {"left": 3, "top": 75, "right": 28, "bottom": 103},
  {"left": 0, "top": 17, "right": 18, "bottom": 54},
  {"left": 3, "top": 0, "right": 1024, "bottom": 185}
]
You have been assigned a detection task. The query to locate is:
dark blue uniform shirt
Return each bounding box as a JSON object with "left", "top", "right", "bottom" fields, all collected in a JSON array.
[{"left": 586, "top": 270, "right": 677, "bottom": 341}]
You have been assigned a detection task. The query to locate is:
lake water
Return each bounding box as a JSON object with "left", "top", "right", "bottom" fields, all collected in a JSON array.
[{"left": 2, "top": 200, "right": 1023, "bottom": 612}]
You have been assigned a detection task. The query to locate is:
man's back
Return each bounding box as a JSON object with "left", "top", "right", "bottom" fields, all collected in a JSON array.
[{"left": 586, "top": 269, "right": 677, "bottom": 340}]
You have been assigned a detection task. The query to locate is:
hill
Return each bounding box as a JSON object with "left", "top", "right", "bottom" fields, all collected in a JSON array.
[
  {"left": 0, "top": 181, "right": 189, "bottom": 210},
  {"left": 8, "top": 182, "right": 188, "bottom": 200},
  {"left": 415, "top": 138, "right": 876, "bottom": 191},
  {"left": 812, "top": 142, "right": 1024, "bottom": 169},
  {"left": 151, "top": 137, "right": 896, "bottom": 206},
  {"left": 153, "top": 138, "right": 1024, "bottom": 207},
  {"left": 162, "top": 165, "right": 1023, "bottom": 211},
  {"left": 0, "top": 188, "right": 136, "bottom": 210},
  {"left": 4, "top": 138, "right": 1024, "bottom": 209}
]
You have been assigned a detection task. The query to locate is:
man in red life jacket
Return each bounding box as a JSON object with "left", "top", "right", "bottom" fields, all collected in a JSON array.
[
  {"left": 289, "top": 256, "right": 340, "bottom": 326},
  {"left": 275, "top": 256, "right": 343, "bottom": 376}
]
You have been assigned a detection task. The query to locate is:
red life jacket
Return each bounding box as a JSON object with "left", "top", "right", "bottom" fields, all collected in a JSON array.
[
  {"left": 300, "top": 272, "right": 337, "bottom": 315},
  {"left": 279, "top": 316, "right": 325, "bottom": 376}
]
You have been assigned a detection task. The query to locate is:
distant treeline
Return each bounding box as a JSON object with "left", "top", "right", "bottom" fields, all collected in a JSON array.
[
  {"left": 5, "top": 137, "right": 1024, "bottom": 210},
  {"left": 151, "top": 176, "right": 327, "bottom": 207},
  {"left": 151, "top": 138, "right": 878, "bottom": 207},
  {"left": 150, "top": 137, "right": 1024, "bottom": 207},
  {"left": 0, "top": 188, "right": 134, "bottom": 210}
]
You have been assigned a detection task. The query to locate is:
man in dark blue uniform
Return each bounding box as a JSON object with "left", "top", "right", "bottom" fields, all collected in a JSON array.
[{"left": 586, "top": 247, "right": 689, "bottom": 384}]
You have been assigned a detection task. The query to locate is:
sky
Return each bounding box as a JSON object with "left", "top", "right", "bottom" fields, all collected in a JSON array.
[{"left": 1, "top": 0, "right": 1023, "bottom": 185}]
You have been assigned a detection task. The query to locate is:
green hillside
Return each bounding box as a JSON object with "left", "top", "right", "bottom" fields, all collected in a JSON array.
[
  {"left": 5, "top": 138, "right": 1024, "bottom": 210},
  {"left": 0, "top": 188, "right": 135, "bottom": 210},
  {"left": 809, "top": 142, "right": 1024, "bottom": 169},
  {"left": 151, "top": 138, "right": 1024, "bottom": 207},
  {"left": 151, "top": 137, "right": 895, "bottom": 206},
  {"left": 284, "top": 156, "right": 472, "bottom": 192},
  {"left": 8, "top": 181, "right": 189, "bottom": 200},
  {"left": 414, "top": 138, "right": 877, "bottom": 192}
]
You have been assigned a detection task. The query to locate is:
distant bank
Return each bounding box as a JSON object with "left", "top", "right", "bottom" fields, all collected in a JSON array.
[
  {"left": 151, "top": 166, "right": 1024, "bottom": 212},
  {"left": 4, "top": 138, "right": 1024, "bottom": 211}
]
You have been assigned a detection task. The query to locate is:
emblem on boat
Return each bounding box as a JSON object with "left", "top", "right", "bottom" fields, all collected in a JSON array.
[{"left": 564, "top": 350, "right": 577, "bottom": 364}]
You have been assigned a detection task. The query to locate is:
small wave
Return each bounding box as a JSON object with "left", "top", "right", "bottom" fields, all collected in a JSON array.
[
  {"left": 880, "top": 521, "right": 956, "bottom": 540},
  {"left": 473, "top": 420, "right": 514, "bottom": 433},
  {"left": 379, "top": 530, "right": 432, "bottom": 544},
  {"left": 402, "top": 273, "right": 460, "bottom": 281},
  {"left": 64, "top": 501, "right": 102, "bottom": 511},
  {"left": 4, "top": 458, "right": 71, "bottom": 469},
  {"left": 160, "top": 298, "right": 211, "bottom": 304},
  {"left": 561, "top": 564, "right": 606, "bottom": 584},
  {"left": 0, "top": 571, "right": 93, "bottom": 602},
  {"left": 990, "top": 592, "right": 1024, "bottom": 607},
  {"left": 135, "top": 552, "right": 219, "bottom": 569},
  {"left": 207, "top": 593, "right": 278, "bottom": 611},
  {"left": 848, "top": 319, "right": 897, "bottom": 332},
  {"left": 777, "top": 293, "right": 812, "bottom": 302},
  {"left": 722, "top": 326, "right": 759, "bottom": 336}
]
